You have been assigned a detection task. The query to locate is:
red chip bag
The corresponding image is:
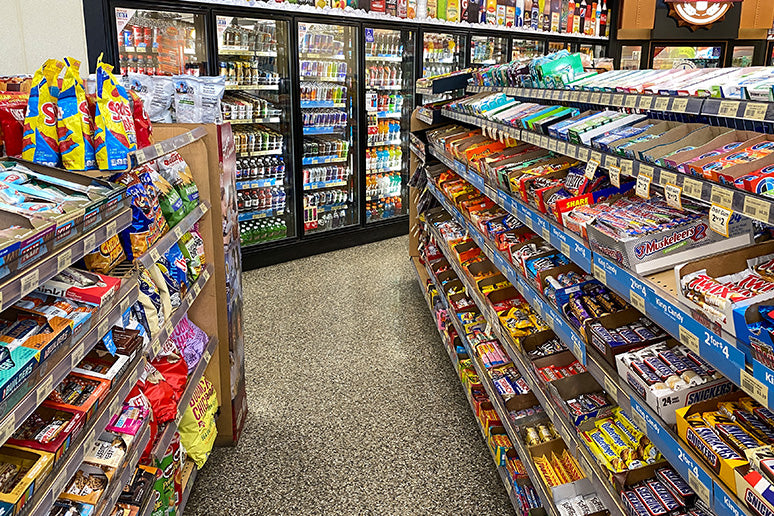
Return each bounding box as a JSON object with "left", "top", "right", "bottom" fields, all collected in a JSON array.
[
  {"left": 128, "top": 90, "right": 152, "bottom": 149},
  {"left": 151, "top": 353, "right": 188, "bottom": 402},
  {"left": 0, "top": 92, "right": 28, "bottom": 156},
  {"left": 138, "top": 363, "right": 177, "bottom": 424}
]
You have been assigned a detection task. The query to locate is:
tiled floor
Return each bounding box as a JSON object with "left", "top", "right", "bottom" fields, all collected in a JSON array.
[{"left": 185, "top": 236, "right": 515, "bottom": 515}]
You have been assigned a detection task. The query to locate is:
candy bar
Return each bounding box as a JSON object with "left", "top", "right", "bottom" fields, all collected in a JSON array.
[
  {"left": 646, "top": 479, "right": 681, "bottom": 513},
  {"left": 657, "top": 350, "right": 690, "bottom": 375},
  {"left": 623, "top": 490, "right": 652, "bottom": 516},
  {"left": 715, "top": 422, "right": 763, "bottom": 454},
  {"left": 691, "top": 425, "right": 744, "bottom": 461},
  {"left": 632, "top": 361, "right": 662, "bottom": 385},
  {"left": 633, "top": 484, "right": 668, "bottom": 516},
  {"left": 656, "top": 468, "right": 694, "bottom": 507},
  {"left": 588, "top": 430, "right": 627, "bottom": 472},
  {"left": 733, "top": 410, "right": 774, "bottom": 443},
  {"left": 644, "top": 357, "right": 674, "bottom": 381}
]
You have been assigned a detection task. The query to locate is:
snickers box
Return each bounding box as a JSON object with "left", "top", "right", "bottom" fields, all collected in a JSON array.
[
  {"left": 615, "top": 340, "right": 734, "bottom": 425},
  {"left": 675, "top": 241, "right": 774, "bottom": 345},
  {"left": 676, "top": 391, "right": 751, "bottom": 493},
  {"left": 735, "top": 465, "right": 774, "bottom": 516}
]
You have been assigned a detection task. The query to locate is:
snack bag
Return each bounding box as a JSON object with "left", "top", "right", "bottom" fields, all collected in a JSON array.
[
  {"left": 57, "top": 57, "right": 97, "bottom": 170},
  {"left": 151, "top": 169, "right": 186, "bottom": 226},
  {"left": 114, "top": 170, "right": 166, "bottom": 261},
  {"left": 156, "top": 246, "right": 186, "bottom": 309},
  {"left": 179, "top": 229, "right": 205, "bottom": 283},
  {"left": 0, "top": 92, "right": 29, "bottom": 156},
  {"left": 135, "top": 161, "right": 171, "bottom": 237},
  {"left": 128, "top": 89, "right": 152, "bottom": 149},
  {"left": 139, "top": 362, "right": 177, "bottom": 423},
  {"left": 83, "top": 234, "right": 126, "bottom": 274},
  {"left": 157, "top": 151, "right": 199, "bottom": 215},
  {"left": 173, "top": 76, "right": 201, "bottom": 124},
  {"left": 93, "top": 56, "right": 137, "bottom": 170},
  {"left": 123, "top": 74, "right": 174, "bottom": 123},
  {"left": 147, "top": 263, "right": 172, "bottom": 320},
  {"left": 21, "top": 59, "right": 64, "bottom": 166},
  {"left": 168, "top": 315, "right": 207, "bottom": 373},
  {"left": 134, "top": 266, "right": 164, "bottom": 335},
  {"left": 151, "top": 352, "right": 188, "bottom": 400},
  {"left": 178, "top": 377, "right": 218, "bottom": 468}
]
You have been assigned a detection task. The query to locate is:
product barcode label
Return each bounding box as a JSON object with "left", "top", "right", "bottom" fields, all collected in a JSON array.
[
  {"left": 203, "top": 350, "right": 212, "bottom": 364},
  {"left": 604, "top": 375, "right": 619, "bottom": 399},
  {"left": 709, "top": 205, "right": 732, "bottom": 237},
  {"left": 682, "top": 178, "right": 703, "bottom": 198},
  {"left": 21, "top": 270, "right": 39, "bottom": 296},
  {"left": 593, "top": 264, "right": 607, "bottom": 283},
  {"left": 619, "top": 160, "right": 633, "bottom": 177},
  {"left": 630, "top": 290, "right": 646, "bottom": 313},
  {"left": 151, "top": 339, "right": 161, "bottom": 357},
  {"left": 660, "top": 171, "right": 677, "bottom": 186},
  {"left": 744, "top": 196, "right": 771, "bottom": 223},
  {"left": 710, "top": 185, "right": 734, "bottom": 209},
  {"left": 679, "top": 325, "right": 700, "bottom": 354},
  {"left": 37, "top": 376, "right": 54, "bottom": 404},
  {"left": 654, "top": 97, "right": 670, "bottom": 111},
  {"left": 625, "top": 95, "right": 638, "bottom": 108},
  {"left": 193, "top": 281, "right": 202, "bottom": 297},
  {"left": 718, "top": 100, "right": 739, "bottom": 117},
  {"left": 672, "top": 98, "right": 689, "bottom": 113},
  {"left": 741, "top": 370, "right": 769, "bottom": 406},
  {"left": 639, "top": 165, "right": 654, "bottom": 179},
  {"left": 612, "top": 94, "right": 624, "bottom": 106},
  {"left": 590, "top": 92, "right": 601, "bottom": 104},
  {"left": 149, "top": 247, "right": 161, "bottom": 263},
  {"left": 561, "top": 242, "right": 570, "bottom": 256},
  {"left": 600, "top": 93, "right": 612, "bottom": 106},
  {"left": 664, "top": 184, "right": 683, "bottom": 210},
  {"left": 609, "top": 166, "right": 621, "bottom": 188},
  {"left": 57, "top": 249, "right": 72, "bottom": 274},
  {"left": 638, "top": 96, "right": 654, "bottom": 110},
  {"left": 745, "top": 102, "right": 768, "bottom": 121},
  {"left": 107, "top": 220, "right": 117, "bottom": 237},
  {"left": 688, "top": 473, "right": 711, "bottom": 505},
  {"left": 174, "top": 226, "right": 184, "bottom": 239},
  {"left": 630, "top": 408, "right": 647, "bottom": 432}
]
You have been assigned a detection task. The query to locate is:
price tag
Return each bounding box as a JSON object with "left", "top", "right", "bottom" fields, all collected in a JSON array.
[
  {"left": 603, "top": 154, "right": 618, "bottom": 169},
  {"left": 630, "top": 408, "right": 647, "bottom": 432},
  {"left": 71, "top": 341, "right": 85, "bottom": 367},
  {"left": 149, "top": 247, "right": 161, "bottom": 263},
  {"left": 151, "top": 339, "right": 161, "bottom": 357},
  {"left": 718, "top": 100, "right": 739, "bottom": 118},
  {"left": 630, "top": 290, "right": 646, "bottom": 313},
  {"left": 639, "top": 165, "right": 654, "bottom": 179},
  {"left": 98, "top": 318, "right": 110, "bottom": 338},
  {"left": 620, "top": 160, "right": 633, "bottom": 177},
  {"left": 636, "top": 174, "right": 652, "bottom": 199},
  {"left": 604, "top": 375, "right": 619, "bottom": 398},
  {"left": 193, "top": 281, "right": 202, "bottom": 297},
  {"left": 545, "top": 313, "right": 555, "bottom": 330},
  {"left": 585, "top": 160, "right": 599, "bottom": 179},
  {"left": 742, "top": 370, "right": 770, "bottom": 409},
  {"left": 679, "top": 325, "right": 700, "bottom": 354},
  {"left": 683, "top": 178, "right": 703, "bottom": 198},
  {"left": 612, "top": 94, "right": 624, "bottom": 106},
  {"left": 21, "top": 270, "right": 38, "bottom": 295},
  {"left": 593, "top": 263, "right": 607, "bottom": 283},
  {"left": 0, "top": 413, "right": 15, "bottom": 444},
  {"left": 664, "top": 184, "right": 683, "bottom": 210},
  {"left": 57, "top": 249, "right": 72, "bottom": 273},
  {"left": 745, "top": 102, "right": 768, "bottom": 121},
  {"left": 688, "top": 473, "right": 711, "bottom": 506},
  {"left": 36, "top": 375, "right": 54, "bottom": 404},
  {"left": 154, "top": 143, "right": 164, "bottom": 156},
  {"left": 660, "top": 171, "right": 677, "bottom": 187},
  {"left": 609, "top": 166, "right": 621, "bottom": 188},
  {"left": 121, "top": 296, "right": 131, "bottom": 314},
  {"left": 203, "top": 350, "right": 212, "bottom": 364},
  {"left": 542, "top": 228, "right": 551, "bottom": 241},
  {"left": 654, "top": 97, "right": 670, "bottom": 111},
  {"left": 672, "top": 98, "right": 689, "bottom": 113},
  {"left": 638, "top": 96, "right": 654, "bottom": 110},
  {"left": 590, "top": 92, "right": 601, "bottom": 104},
  {"left": 84, "top": 233, "right": 96, "bottom": 253},
  {"left": 625, "top": 95, "right": 638, "bottom": 108},
  {"left": 558, "top": 142, "right": 568, "bottom": 155},
  {"left": 107, "top": 220, "right": 117, "bottom": 237},
  {"left": 561, "top": 242, "right": 570, "bottom": 256},
  {"left": 709, "top": 204, "right": 732, "bottom": 237},
  {"left": 600, "top": 93, "right": 612, "bottom": 106},
  {"left": 710, "top": 185, "right": 734, "bottom": 209},
  {"left": 174, "top": 225, "right": 184, "bottom": 239},
  {"left": 744, "top": 196, "right": 771, "bottom": 223}
]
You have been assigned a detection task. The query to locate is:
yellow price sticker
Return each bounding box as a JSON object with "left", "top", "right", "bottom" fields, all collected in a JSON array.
[
  {"left": 600, "top": 93, "right": 612, "bottom": 106},
  {"left": 744, "top": 196, "right": 771, "bottom": 223},
  {"left": 679, "top": 325, "right": 700, "bottom": 355},
  {"left": 83, "top": 233, "right": 96, "bottom": 254},
  {"left": 612, "top": 94, "right": 624, "bottom": 106},
  {"left": 741, "top": 370, "right": 769, "bottom": 406},
  {"left": 603, "top": 154, "right": 618, "bottom": 169},
  {"left": 630, "top": 290, "right": 646, "bottom": 313},
  {"left": 718, "top": 100, "right": 739, "bottom": 118},
  {"left": 620, "top": 160, "right": 633, "bottom": 177},
  {"left": 36, "top": 376, "right": 54, "bottom": 405},
  {"left": 561, "top": 242, "right": 570, "bottom": 256},
  {"left": 709, "top": 204, "right": 732, "bottom": 237},
  {"left": 590, "top": 151, "right": 602, "bottom": 165},
  {"left": 683, "top": 178, "right": 703, "bottom": 198},
  {"left": 604, "top": 375, "right": 619, "bottom": 399},
  {"left": 672, "top": 97, "right": 689, "bottom": 113},
  {"left": 745, "top": 102, "right": 768, "bottom": 121},
  {"left": 639, "top": 165, "right": 654, "bottom": 179},
  {"left": 593, "top": 263, "right": 607, "bottom": 283},
  {"left": 630, "top": 408, "right": 647, "bottom": 432},
  {"left": 664, "top": 184, "right": 683, "bottom": 210},
  {"left": 609, "top": 166, "right": 621, "bottom": 188},
  {"left": 654, "top": 97, "right": 670, "bottom": 111},
  {"left": 590, "top": 92, "right": 602, "bottom": 104},
  {"left": 542, "top": 228, "right": 551, "bottom": 241},
  {"left": 636, "top": 174, "right": 652, "bottom": 199},
  {"left": 660, "top": 171, "right": 677, "bottom": 186},
  {"left": 638, "top": 96, "right": 654, "bottom": 110},
  {"left": 21, "top": 270, "right": 39, "bottom": 296},
  {"left": 710, "top": 185, "right": 734, "bottom": 209},
  {"left": 625, "top": 95, "right": 638, "bottom": 108}
]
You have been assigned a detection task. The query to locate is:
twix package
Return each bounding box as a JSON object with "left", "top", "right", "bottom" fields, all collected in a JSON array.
[
  {"left": 57, "top": 57, "right": 96, "bottom": 171},
  {"left": 21, "top": 59, "right": 64, "bottom": 167},
  {"left": 93, "top": 55, "right": 136, "bottom": 171}
]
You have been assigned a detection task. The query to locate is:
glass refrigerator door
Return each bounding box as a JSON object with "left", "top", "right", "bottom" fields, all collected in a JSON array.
[
  {"left": 298, "top": 22, "right": 359, "bottom": 234},
  {"left": 364, "top": 27, "right": 414, "bottom": 224},
  {"left": 652, "top": 45, "right": 722, "bottom": 69},
  {"left": 422, "top": 32, "right": 463, "bottom": 78},
  {"left": 470, "top": 35, "right": 508, "bottom": 66},
  {"left": 511, "top": 39, "right": 543, "bottom": 62},
  {"left": 216, "top": 16, "right": 294, "bottom": 247},
  {"left": 115, "top": 7, "right": 207, "bottom": 76}
]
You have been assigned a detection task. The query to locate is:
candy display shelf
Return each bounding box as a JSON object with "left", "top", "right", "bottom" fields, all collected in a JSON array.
[
  {"left": 131, "top": 127, "right": 208, "bottom": 167},
  {"left": 150, "top": 334, "right": 219, "bottom": 460},
  {"left": 0, "top": 280, "right": 138, "bottom": 446},
  {"left": 427, "top": 109, "right": 774, "bottom": 415},
  {"left": 424, "top": 173, "right": 751, "bottom": 516},
  {"left": 136, "top": 201, "right": 210, "bottom": 269},
  {"left": 23, "top": 355, "right": 146, "bottom": 516},
  {"left": 423, "top": 209, "right": 628, "bottom": 516},
  {"left": 410, "top": 258, "right": 529, "bottom": 514},
  {"left": 452, "top": 92, "right": 774, "bottom": 228},
  {"left": 92, "top": 420, "right": 152, "bottom": 516},
  {"left": 147, "top": 264, "right": 214, "bottom": 360}
]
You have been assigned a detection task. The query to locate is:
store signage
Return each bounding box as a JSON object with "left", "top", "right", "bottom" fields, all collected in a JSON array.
[{"left": 665, "top": 0, "right": 742, "bottom": 31}]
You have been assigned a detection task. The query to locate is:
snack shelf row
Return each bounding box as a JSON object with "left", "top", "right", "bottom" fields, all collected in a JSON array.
[
  {"left": 92, "top": 419, "right": 152, "bottom": 516},
  {"left": 131, "top": 127, "right": 208, "bottom": 168},
  {"left": 416, "top": 73, "right": 473, "bottom": 97},
  {"left": 409, "top": 134, "right": 425, "bottom": 164},
  {"left": 24, "top": 355, "right": 147, "bottom": 516},
  {"left": 410, "top": 258, "right": 528, "bottom": 514},
  {"left": 423, "top": 209, "right": 628, "bottom": 516},
  {"left": 416, "top": 107, "right": 442, "bottom": 126},
  {"left": 466, "top": 85, "right": 774, "bottom": 125},
  {"left": 0, "top": 206, "right": 130, "bottom": 317},
  {"left": 137, "top": 201, "right": 210, "bottom": 270},
  {"left": 426, "top": 114, "right": 774, "bottom": 415},
  {"left": 0, "top": 280, "right": 139, "bottom": 448},
  {"left": 424, "top": 177, "right": 750, "bottom": 516},
  {"left": 148, "top": 264, "right": 213, "bottom": 360},
  {"left": 176, "top": 460, "right": 198, "bottom": 516},
  {"left": 150, "top": 334, "right": 219, "bottom": 461}
]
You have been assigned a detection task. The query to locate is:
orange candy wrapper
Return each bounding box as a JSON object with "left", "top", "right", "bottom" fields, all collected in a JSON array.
[
  {"left": 21, "top": 59, "right": 64, "bottom": 166},
  {"left": 57, "top": 57, "right": 96, "bottom": 170},
  {"left": 93, "top": 55, "right": 137, "bottom": 170}
]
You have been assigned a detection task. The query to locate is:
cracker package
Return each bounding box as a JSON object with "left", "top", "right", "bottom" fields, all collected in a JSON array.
[
  {"left": 57, "top": 57, "right": 97, "bottom": 171},
  {"left": 93, "top": 56, "right": 137, "bottom": 170},
  {"left": 21, "top": 59, "right": 64, "bottom": 166}
]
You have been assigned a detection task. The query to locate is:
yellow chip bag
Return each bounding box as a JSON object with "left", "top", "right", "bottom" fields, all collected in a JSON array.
[
  {"left": 57, "top": 57, "right": 96, "bottom": 170},
  {"left": 93, "top": 55, "right": 136, "bottom": 170},
  {"left": 22, "top": 59, "right": 64, "bottom": 166}
]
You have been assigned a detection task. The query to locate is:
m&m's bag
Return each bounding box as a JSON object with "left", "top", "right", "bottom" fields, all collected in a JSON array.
[
  {"left": 21, "top": 59, "right": 64, "bottom": 166},
  {"left": 93, "top": 55, "right": 137, "bottom": 170},
  {"left": 57, "top": 57, "right": 97, "bottom": 171}
]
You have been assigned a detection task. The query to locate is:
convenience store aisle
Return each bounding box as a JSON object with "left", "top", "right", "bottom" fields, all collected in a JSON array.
[{"left": 186, "top": 236, "right": 515, "bottom": 515}]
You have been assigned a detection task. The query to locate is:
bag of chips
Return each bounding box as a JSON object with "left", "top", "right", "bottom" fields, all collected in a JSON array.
[
  {"left": 123, "top": 73, "right": 174, "bottom": 123},
  {"left": 0, "top": 92, "right": 29, "bottom": 157},
  {"left": 21, "top": 59, "right": 64, "bottom": 166},
  {"left": 178, "top": 377, "right": 218, "bottom": 468},
  {"left": 157, "top": 151, "right": 199, "bottom": 215},
  {"left": 57, "top": 57, "right": 97, "bottom": 171},
  {"left": 179, "top": 229, "right": 205, "bottom": 283},
  {"left": 151, "top": 352, "right": 188, "bottom": 401},
  {"left": 139, "top": 362, "right": 177, "bottom": 424},
  {"left": 83, "top": 234, "right": 126, "bottom": 274},
  {"left": 135, "top": 161, "right": 171, "bottom": 237},
  {"left": 113, "top": 170, "right": 166, "bottom": 261},
  {"left": 168, "top": 315, "right": 207, "bottom": 373},
  {"left": 128, "top": 89, "right": 152, "bottom": 149},
  {"left": 151, "top": 169, "right": 185, "bottom": 227},
  {"left": 156, "top": 245, "right": 187, "bottom": 310},
  {"left": 93, "top": 55, "right": 137, "bottom": 170},
  {"left": 147, "top": 263, "right": 172, "bottom": 321},
  {"left": 134, "top": 267, "right": 164, "bottom": 336}
]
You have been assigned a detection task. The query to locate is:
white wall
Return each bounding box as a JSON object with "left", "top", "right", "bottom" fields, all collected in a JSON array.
[{"left": 0, "top": 0, "right": 89, "bottom": 75}]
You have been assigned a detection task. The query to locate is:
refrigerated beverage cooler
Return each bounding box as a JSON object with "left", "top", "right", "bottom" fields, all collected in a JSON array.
[
  {"left": 298, "top": 22, "right": 360, "bottom": 234},
  {"left": 215, "top": 16, "right": 296, "bottom": 248},
  {"left": 364, "top": 27, "right": 414, "bottom": 223},
  {"left": 422, "top": 31, "right": 464, "bottom": 78},
  {"left": 115, "top": 8, "right": 208, "bottom": 75},
  {"left": 511, "top": 38, "right": 543, "bottom": 62},
  {"left": 470, "top": 35, "right": 508, "bottom": 66}
]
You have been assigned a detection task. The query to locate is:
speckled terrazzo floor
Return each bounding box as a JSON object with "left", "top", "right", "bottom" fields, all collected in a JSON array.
[{"left": 184, "top": 236, "right": 516, "bottom": 516}]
